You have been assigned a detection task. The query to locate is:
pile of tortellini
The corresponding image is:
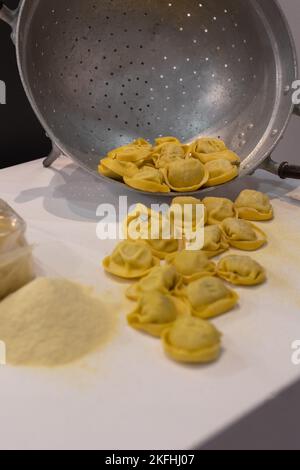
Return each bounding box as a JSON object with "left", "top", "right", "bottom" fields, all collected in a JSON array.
[
  {"left": 102, "top": 189, "right": 273, "bottom": 365},
  {"left": 98, "top": 136, "right": 240, "bottom": 193}
]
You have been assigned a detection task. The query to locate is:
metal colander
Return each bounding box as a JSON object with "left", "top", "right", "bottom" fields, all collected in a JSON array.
[{"left": 1, "top": 0, "right": 300, "bottom": 195}]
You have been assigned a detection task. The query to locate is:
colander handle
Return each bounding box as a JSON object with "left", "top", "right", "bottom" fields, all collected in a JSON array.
[
  {"left": 0, "top": 2, "right": 19, "bottom": 37},
  {"left": 261, "top": 157, "right": 300, "bottom": 180}
]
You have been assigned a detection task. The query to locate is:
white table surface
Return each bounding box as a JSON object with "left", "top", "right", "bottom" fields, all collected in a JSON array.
[{"left": 1, "top": 157, "right": 300, "bottom": 450}]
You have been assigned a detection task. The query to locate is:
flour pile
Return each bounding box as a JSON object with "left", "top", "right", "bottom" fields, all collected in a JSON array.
[{"left": 0, "top": 278, "right": 116, "bottom": 367}]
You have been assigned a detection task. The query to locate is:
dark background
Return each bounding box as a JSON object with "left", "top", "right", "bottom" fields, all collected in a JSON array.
[{"left": 0, "top": 0, "right": 51, "bottom": 169}]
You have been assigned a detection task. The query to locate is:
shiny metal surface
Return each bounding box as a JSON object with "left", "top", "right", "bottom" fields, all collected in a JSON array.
[{"left": 6, "top": 0, "right": 300, "bottom": 193}]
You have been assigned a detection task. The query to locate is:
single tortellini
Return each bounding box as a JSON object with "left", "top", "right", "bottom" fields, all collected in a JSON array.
[
  {"left": 98, "top": 163, "right": 123, "bottom": 181},
  {"left": 204, "top": 159, "right": 239, "bottom": 187},
  {"left": 100, "top": 158, "right": 139, "bottom": 179},
  {"left": 202, "top": 225, "right": 229, "bottom": 258},
  {"left": 124, "top": 204, "right": 179, "bottom": 259},
  {"left": 124, "top": 167, "right": 170, "bottom": 193},
  {"left": 217, "top": 255, "right": 266, "bottom": 286},
  {"left": 127, "top": 291, "right": 184, "bottom": 337},
  {"left": 162, "top": 159, "right": 209, "bottom": 192},
  {"left": 126, "top": 265, "right": 182, "bottom": 301},
  {"left": 191, "top": 137, "right": 227, "bottom": 155},
  {"left": 185, "top": 276, "right": 239, "bottom": 319},
  {"left": 162, "top": 316, "right": 222, "bottom": 364},
  {"left": 107, "top": 139, "right": 152, "bottom": 163},
  {"left": 203, "top": 197, "right": 236, "bottom": 225},
  {"left": 152, "top": 142, "right": 188, "bottom": 169},
  {"left": 166, "top": 250, "right": 216, "bottom": 283},
  {"left": 170, "top": 197, "right": 208, "bottom": 230},
  {"left": 221, "top": 218, "right": 267, "bottom": 251},
  {"left": 103, "top": 240, "right": 159, "bottom": 279},
  {"left": 192, "top": 147, "right": 241, "bottom": 165},
  {"left": 155, "top": 136, "right": 181, "bottom": 146},
  {"left": 234, "top": 190, "right": 274, "bottom": 221}
]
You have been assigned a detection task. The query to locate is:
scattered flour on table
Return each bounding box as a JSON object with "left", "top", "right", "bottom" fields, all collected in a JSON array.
[{"left": 0, "top": 278, "right": 118, "bottom": 367}]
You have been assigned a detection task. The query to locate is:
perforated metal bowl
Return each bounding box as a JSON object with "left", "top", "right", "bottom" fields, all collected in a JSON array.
[{"left": 1, "top": 0, "right": 300, "bottom": 195}]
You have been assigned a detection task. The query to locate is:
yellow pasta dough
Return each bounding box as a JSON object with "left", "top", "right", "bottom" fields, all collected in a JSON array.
[
  {"left": 124, "top": 204, "right": 179, "bottom": 258},
  {"left": 234, "top": 190, "right": 274, "bottom": 221},
  {"left": 126, "top": 265, "right": 182, "bottom": 301},
  {"left": 166, "top": 250, "right": 216, "bottom": 283},
  {"left": 185, "top": 276, "right": 239, "bottom": 319},
  {"left": 127, "top": 291, "right": 184, "bottom": 337},
  {"left": 155, "top": 136, "right": 181, "bottom": 146},
  {"left": 103, "top": 240, "right": 159, "bottom": 279},
  {"left": 193, "top": 150, "right": 241, "bottom": 165},
  {"left": 100, "top": 158, "right": 139, "bottom": 178},
  {"left": 191, "top": 137, "right": 227, "bottom": 155},
  {"left": 217, "top": 255, "right": 266, "bottom": 286},
  {"left": 107, "top": 139, "right": 152, "bottom": 163},
  {"left": 124, "top": 167, "right": 170, "bottom": 193},
  {"left": 205, "top": 159, "right": 239, "bottom": 187},
  {"left": 162, "top": 159, "right": 209, "bottom": 192},
  {"left": 203, "top": 197, "right": 236, "bottom": 225},
  {"left": 202, "top": 225, "right": 229, "bottom": 258},
  {"left": 162, "top": 316, "right": 222, "bottom": 364},
  {"left": 98, "top": 163, "right": 123, "bottom": 180},
  {"left": 152, "top": 142, "right": 188, "bottom": 169},
  {"left": 170, "top": 197, "right": 207, "bottom": 230},
  {"left": 221, "top": 218, "right": 267, "bottom": 251}
]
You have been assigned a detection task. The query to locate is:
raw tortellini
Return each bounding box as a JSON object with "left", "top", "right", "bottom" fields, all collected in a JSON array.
[
  {"left": 234, "top": 190, "right": 274, "bottom": 221},
  {"left": 221, "top": 218, "right": 267, "bottom": 251},
  {"left": 125, "top": 204, "right": 180, "bottom": 259},
  {"left": 202, "top": 225, "right": 229, "bottom": 258},
  {"left": 166, "top": 250, "right": 216, "bottom": 283},
  {"left": 217, "top": 255, "right": 266, "bottom": 286},
  {"left": 203, "top": 197, "right": 236, "bottom": 225},
  {"left": 126, "top": 265, "right": 182, "bottom": 301},
  {"left": 103, "top": 240, "right": 159, "bottom": 279},
  {"left": 162, "top": 316, "right": 222, "bottom": 364},
  {"left": 205, "top": 159, "right": 239, "bottom": 187},
  {"left": 99, "top": 158, "right": 139, "bottom": 179},
  {"left": 124, "top": 167, "right": 170, "bottom": 193},
  {"left": 98, "top": 135, "right": 240, "bottom": 193},
  {"left": 190, "top": 137, "right": 227, "bottom": 155},
  {"left": 162, "top": 159, "right": 209, "bottom": 192},
  {"left": 107, "top": 139, "right": 152, "bottom": 163},
  {"left": 185, "top": 276, "right": 239, "bottom": 319},
  {"left": 127, "top": 291, "right": 185, "bottom": 337},
  {"left": 170, "top": 197, "right": 207, "bottom": 238},
  {"left": 151, "top": 142, "right": 188, "bottom": 169}
]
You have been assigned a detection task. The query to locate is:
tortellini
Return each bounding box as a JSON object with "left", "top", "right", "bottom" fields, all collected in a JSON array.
[
  {"left": 162, "top": 316, "right": 222, "bottom": 364},
  {"left": 191, "top": 137, "right": 227, "bottom": 155},
  {"left": 234, "top": 190, "right": 274, "bottom": 221},
  {"left": 127, "top": 291, "right": 184, "bottom": 337},
  {"left": 151, "top": 142, "right": 188, "bottom": 169},
  {"left": 103, "top": 240, "right": 159, "bottom": 279},
  {"left": 162, "top": 159, "right": 209, "bottom": 192},
  {"left": 107, "top": 139, "right": 152, "bottom": 163},
  {"left": 124, "top": 204, "right": 179, "bottom": 259},
  {"left": 185, "top": 276, "right": 239, "bottom": 319},
  {"left": 203, "top": 197, "right": 236, "bottom": 225},
  {"left": 202, "top": 225, "right": 229, "bottom": 258},
  {"left": 221, "top": 218, "right": 267, "bottom": 251},
  {"left": 98, "top": 135, "right": 241, "bottom": 193},
  {"left": 170, "top": 197, "right": 207, "bottom": 238},
  {"left": 217, "top": 255, "right": 266, "bottom": 286},
  {"left": 166, "top": 250, "right": 216, "bottom": 283},
  {"left": 100, "top": 158, "right": 139, "bottom": 179},
  {"left": 205, "top": 159, "right": 239, "bottom": 187},
  {"left": 126, "top": 265, "right": 182, "bottom": 301},
  {"left": 124, "top": 167, "right": 170, "bottom": 193}
]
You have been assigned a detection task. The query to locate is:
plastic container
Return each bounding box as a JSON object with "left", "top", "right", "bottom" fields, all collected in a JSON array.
[{"left": 0, "top": 200, "right": 35, "bottom": 300}]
